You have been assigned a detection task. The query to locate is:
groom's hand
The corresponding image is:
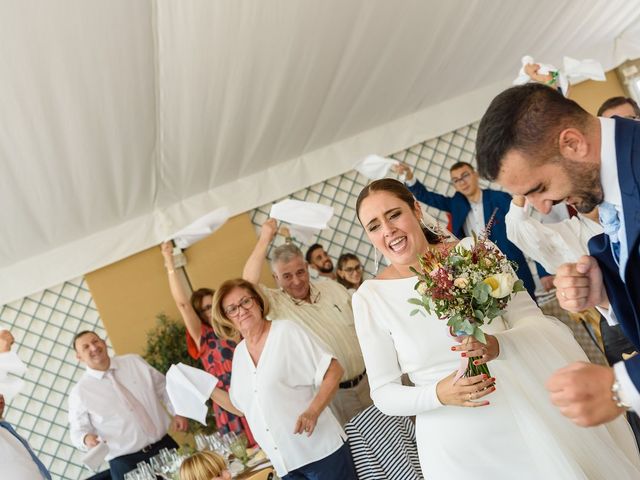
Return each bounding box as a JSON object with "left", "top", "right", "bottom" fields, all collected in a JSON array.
[
  {"left": 554, "top": 256, "right": 609, "bottom": 312},
  {"left": 546, "top": 362, "right": 624, "bottom": 427}
]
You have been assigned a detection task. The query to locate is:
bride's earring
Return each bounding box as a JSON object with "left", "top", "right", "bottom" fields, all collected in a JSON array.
[
  {"left": 420, "top": 217, "right": 447, "bottom": 240},
  {"left": 373, "top": 248, "right": 380, "bottom": 274}
]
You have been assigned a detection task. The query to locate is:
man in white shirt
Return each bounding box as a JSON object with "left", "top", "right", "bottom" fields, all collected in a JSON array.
[
  {"left": 0, "top": 330, "right": 52, "bottom": 480},
  {"left": 68, "top": 331, "right": 188, "bottom": 480},
  {"left": 475, "top": 82, "right": 640, "bottom": 428},
  {"left": 243, "top": 219, "right": 372, "bottom": 425}
]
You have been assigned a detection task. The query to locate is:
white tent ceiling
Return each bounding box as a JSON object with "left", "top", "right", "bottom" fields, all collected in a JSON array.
[{"left": 1, "top": 0, "right": 639, "bottom": 305}]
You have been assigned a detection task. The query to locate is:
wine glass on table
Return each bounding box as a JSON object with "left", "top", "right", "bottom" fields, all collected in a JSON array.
[{"left": 230, "top": 437, "right": 250, "bottom": 467}]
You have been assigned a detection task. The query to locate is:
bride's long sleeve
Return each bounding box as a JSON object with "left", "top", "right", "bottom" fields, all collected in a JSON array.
[{"left": 352, "top": 291, "right": 442, "bottom": 416}]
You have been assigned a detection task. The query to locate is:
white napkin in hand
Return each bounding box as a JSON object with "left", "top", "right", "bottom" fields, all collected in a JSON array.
[
  {"left": 0, "top": 351, "right": 27, "bottom": 401},
  {"left": 270, "top": 199, "right": 334, "bottom": 231},
  {"left": 166, "top": 363, "right": 219, "bottom": 425},
  {"left": 562, "top": 56, "right": 605, "bottom": 82},
  {"left": 288, "top": 225, "right": 319, "bottom": 245},
  {"left": 355, "top": 155, "right": 399, "bottom": 180},
  {"left": 170, "top": 207, "right": 230, "bottom": 249},
  {"left": 82, "top": 441, "right": 109, "bottom": 471},
  {"left": 514, "top": 55, "right": 605, "bottom": 97}
]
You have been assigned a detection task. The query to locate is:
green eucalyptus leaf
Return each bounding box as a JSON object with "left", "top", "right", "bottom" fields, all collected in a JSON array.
[
  {"left": 472, "top": 281, "right": 490, "bottom": 303},
  {"left": 473, "top": 326, "right": 487, "bottom": 344}
]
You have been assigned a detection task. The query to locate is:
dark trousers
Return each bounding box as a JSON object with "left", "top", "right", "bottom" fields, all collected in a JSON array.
[
  {"left": 109, "top": 434, "right": 178, "bottom": 480},
  {"left": 282, "top": 441, "right": 357, "bottom": 480},
  {"left": 600, "top": 318, "right": 640, "bottom": 451}
]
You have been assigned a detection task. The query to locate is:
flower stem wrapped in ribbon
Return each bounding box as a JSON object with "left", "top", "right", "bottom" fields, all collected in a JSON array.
[{"left": 409, "top": 212, "right": 525, "bottom": 379}]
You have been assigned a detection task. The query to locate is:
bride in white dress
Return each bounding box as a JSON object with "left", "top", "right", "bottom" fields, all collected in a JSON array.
[{"left": 352, "top": 178, "right": 640, "bottom": 479}]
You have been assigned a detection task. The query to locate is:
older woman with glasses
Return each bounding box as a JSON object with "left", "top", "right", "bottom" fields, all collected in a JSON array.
[
  {"left": 209, "top": 278, "right": 357, "bottom": 480},
  {"left": 160, "top": 243, "right": 253, "bottom": 444},
  {"left": 335, "top": 253, "right": 364, "bottom": 292}
]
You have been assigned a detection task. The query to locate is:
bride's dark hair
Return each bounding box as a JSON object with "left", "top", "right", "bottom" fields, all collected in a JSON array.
[{"left": 356, "top": 178, "right": 443, "bottom": 244}]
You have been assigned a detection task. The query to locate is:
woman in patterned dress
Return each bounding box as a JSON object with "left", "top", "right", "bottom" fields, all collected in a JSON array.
[{"left": 161, "top": 242, "right": 254, "bottom": 444}]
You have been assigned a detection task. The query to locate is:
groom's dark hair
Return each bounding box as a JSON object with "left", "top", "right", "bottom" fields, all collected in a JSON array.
[{"left": 476, "top": 83, "right": 589, "bottom": 181}]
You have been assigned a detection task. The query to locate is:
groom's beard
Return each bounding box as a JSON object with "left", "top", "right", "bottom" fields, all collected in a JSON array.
[{"left": 561, "top": 159, "right": 603, "bottom": 214}]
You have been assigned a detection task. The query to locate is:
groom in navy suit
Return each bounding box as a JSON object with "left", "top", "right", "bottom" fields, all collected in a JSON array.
[{"left": 475, "top": 82, "right": 640, "bottom": 428}]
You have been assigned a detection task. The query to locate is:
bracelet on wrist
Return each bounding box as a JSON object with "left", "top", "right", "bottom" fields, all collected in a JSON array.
[{"left": 611, "top": 379, "right": 632, "bottom": 410}]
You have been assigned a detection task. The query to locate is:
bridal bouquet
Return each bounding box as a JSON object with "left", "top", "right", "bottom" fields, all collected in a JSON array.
[{"left": 409, "top": 225, "right": 525, "bottom": 378}]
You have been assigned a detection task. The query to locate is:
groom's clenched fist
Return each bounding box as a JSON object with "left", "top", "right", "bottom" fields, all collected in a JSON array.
[
  {"left": 554, "top": 256, "right": 609, "bottom": 312},
  {"left": 546, "top": 362, "right": 625, "bottom": 427}
]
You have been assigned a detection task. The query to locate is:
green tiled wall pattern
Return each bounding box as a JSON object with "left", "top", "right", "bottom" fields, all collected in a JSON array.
[
  {"left": 0, "top": 278, "right": 111, "bottom": 480},
  {"left": 252, "top": 122, "right": 482, "bottom": 276}
]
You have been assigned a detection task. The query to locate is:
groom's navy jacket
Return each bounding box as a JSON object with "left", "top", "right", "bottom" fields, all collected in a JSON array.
[
  {"left": 407, "top": 181, "right": 543, "bottom": 298},
  {"left": 589, "top": 117, "right": 640, "bottom": 390}
]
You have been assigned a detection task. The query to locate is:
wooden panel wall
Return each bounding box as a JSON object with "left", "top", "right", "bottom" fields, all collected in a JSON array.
[{"left": 569, "top": 70, "right": 626, "bottom": 115}]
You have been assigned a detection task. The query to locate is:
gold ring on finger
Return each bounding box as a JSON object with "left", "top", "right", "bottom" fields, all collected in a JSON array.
[{"left": 561, "top": 290, "right": 567, "bottom": 298}]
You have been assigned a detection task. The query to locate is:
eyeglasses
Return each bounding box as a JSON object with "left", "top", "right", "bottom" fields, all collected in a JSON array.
[
  {"left": 451, "top": 171, "right": 472, "bottom": 185},
  {"left": 342, "top": 264, "right": 362, "bottom": 273},
  {"left": 223, "top": 296, "right": 256, "bottom": 317}
]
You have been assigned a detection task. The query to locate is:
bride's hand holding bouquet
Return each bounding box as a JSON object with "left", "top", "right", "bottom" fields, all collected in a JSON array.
[{"left": 409, "top": 214, "right": 525, "bottom": 383}]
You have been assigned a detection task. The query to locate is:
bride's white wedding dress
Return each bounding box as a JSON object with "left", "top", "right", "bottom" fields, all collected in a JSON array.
[{"left": 353, "top": 274, "right": 640, "bottom": 479}]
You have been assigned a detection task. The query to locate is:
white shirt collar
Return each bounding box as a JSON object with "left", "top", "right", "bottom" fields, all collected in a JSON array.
[
  {"left": 85, "top": 358, "right": 115, "bottom": 379},
  {"left": 469, "top": 190, "right": 483, "bottom": 206},
  {"left": 599, "top": 117, "right": 622, "bottom": 208}
]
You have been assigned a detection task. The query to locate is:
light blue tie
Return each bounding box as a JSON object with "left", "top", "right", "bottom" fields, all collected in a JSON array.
[
  {"left": 0, "top": 420, "right": 52, "bottom": 479},
  {"left": 598, "top": 201, "right": 621, "bottom": 263}
]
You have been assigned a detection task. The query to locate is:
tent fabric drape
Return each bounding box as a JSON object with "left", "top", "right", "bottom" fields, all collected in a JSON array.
[{"left": 1, "top": 0, "right": 639, "bottom": 305}]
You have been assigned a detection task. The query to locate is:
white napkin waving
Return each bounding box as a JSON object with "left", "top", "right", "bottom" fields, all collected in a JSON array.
[
  {"left": 513, "top": 55, "right": 605, "bottom": 96},
  {"left": 170, "top": 206, "right": 230, "bottom": 249},
  {"left": 270, "top": 199, "right": 334, "bottom": 245},
  {"left": 81, "top": 441, "right": 109, "bottom": 471},
  {"left": 0, "top": 351, "right": 27, "bottom": 401},
  {"left": 355, "top": 155, "right": 399, "bottom": 180},
  {"left": 166, "top": 363, "right": 219, "bottom": 425},
  {"left": 288, "top": 225, "right": 319, "bottom": 245},
  {"left": 563, "top": 56, "right": 605, "bottom": 82}
]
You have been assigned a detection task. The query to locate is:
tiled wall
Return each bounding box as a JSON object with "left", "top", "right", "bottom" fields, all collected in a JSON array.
[
  {"left": 0, "top": 121, "right": 480, "bottom": 480},
  {"left": 252, "top": 122, "right": 482, "bottom": 275},
  {"left": 0, "top": 278, "right": 111, "bottom": 480}
]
